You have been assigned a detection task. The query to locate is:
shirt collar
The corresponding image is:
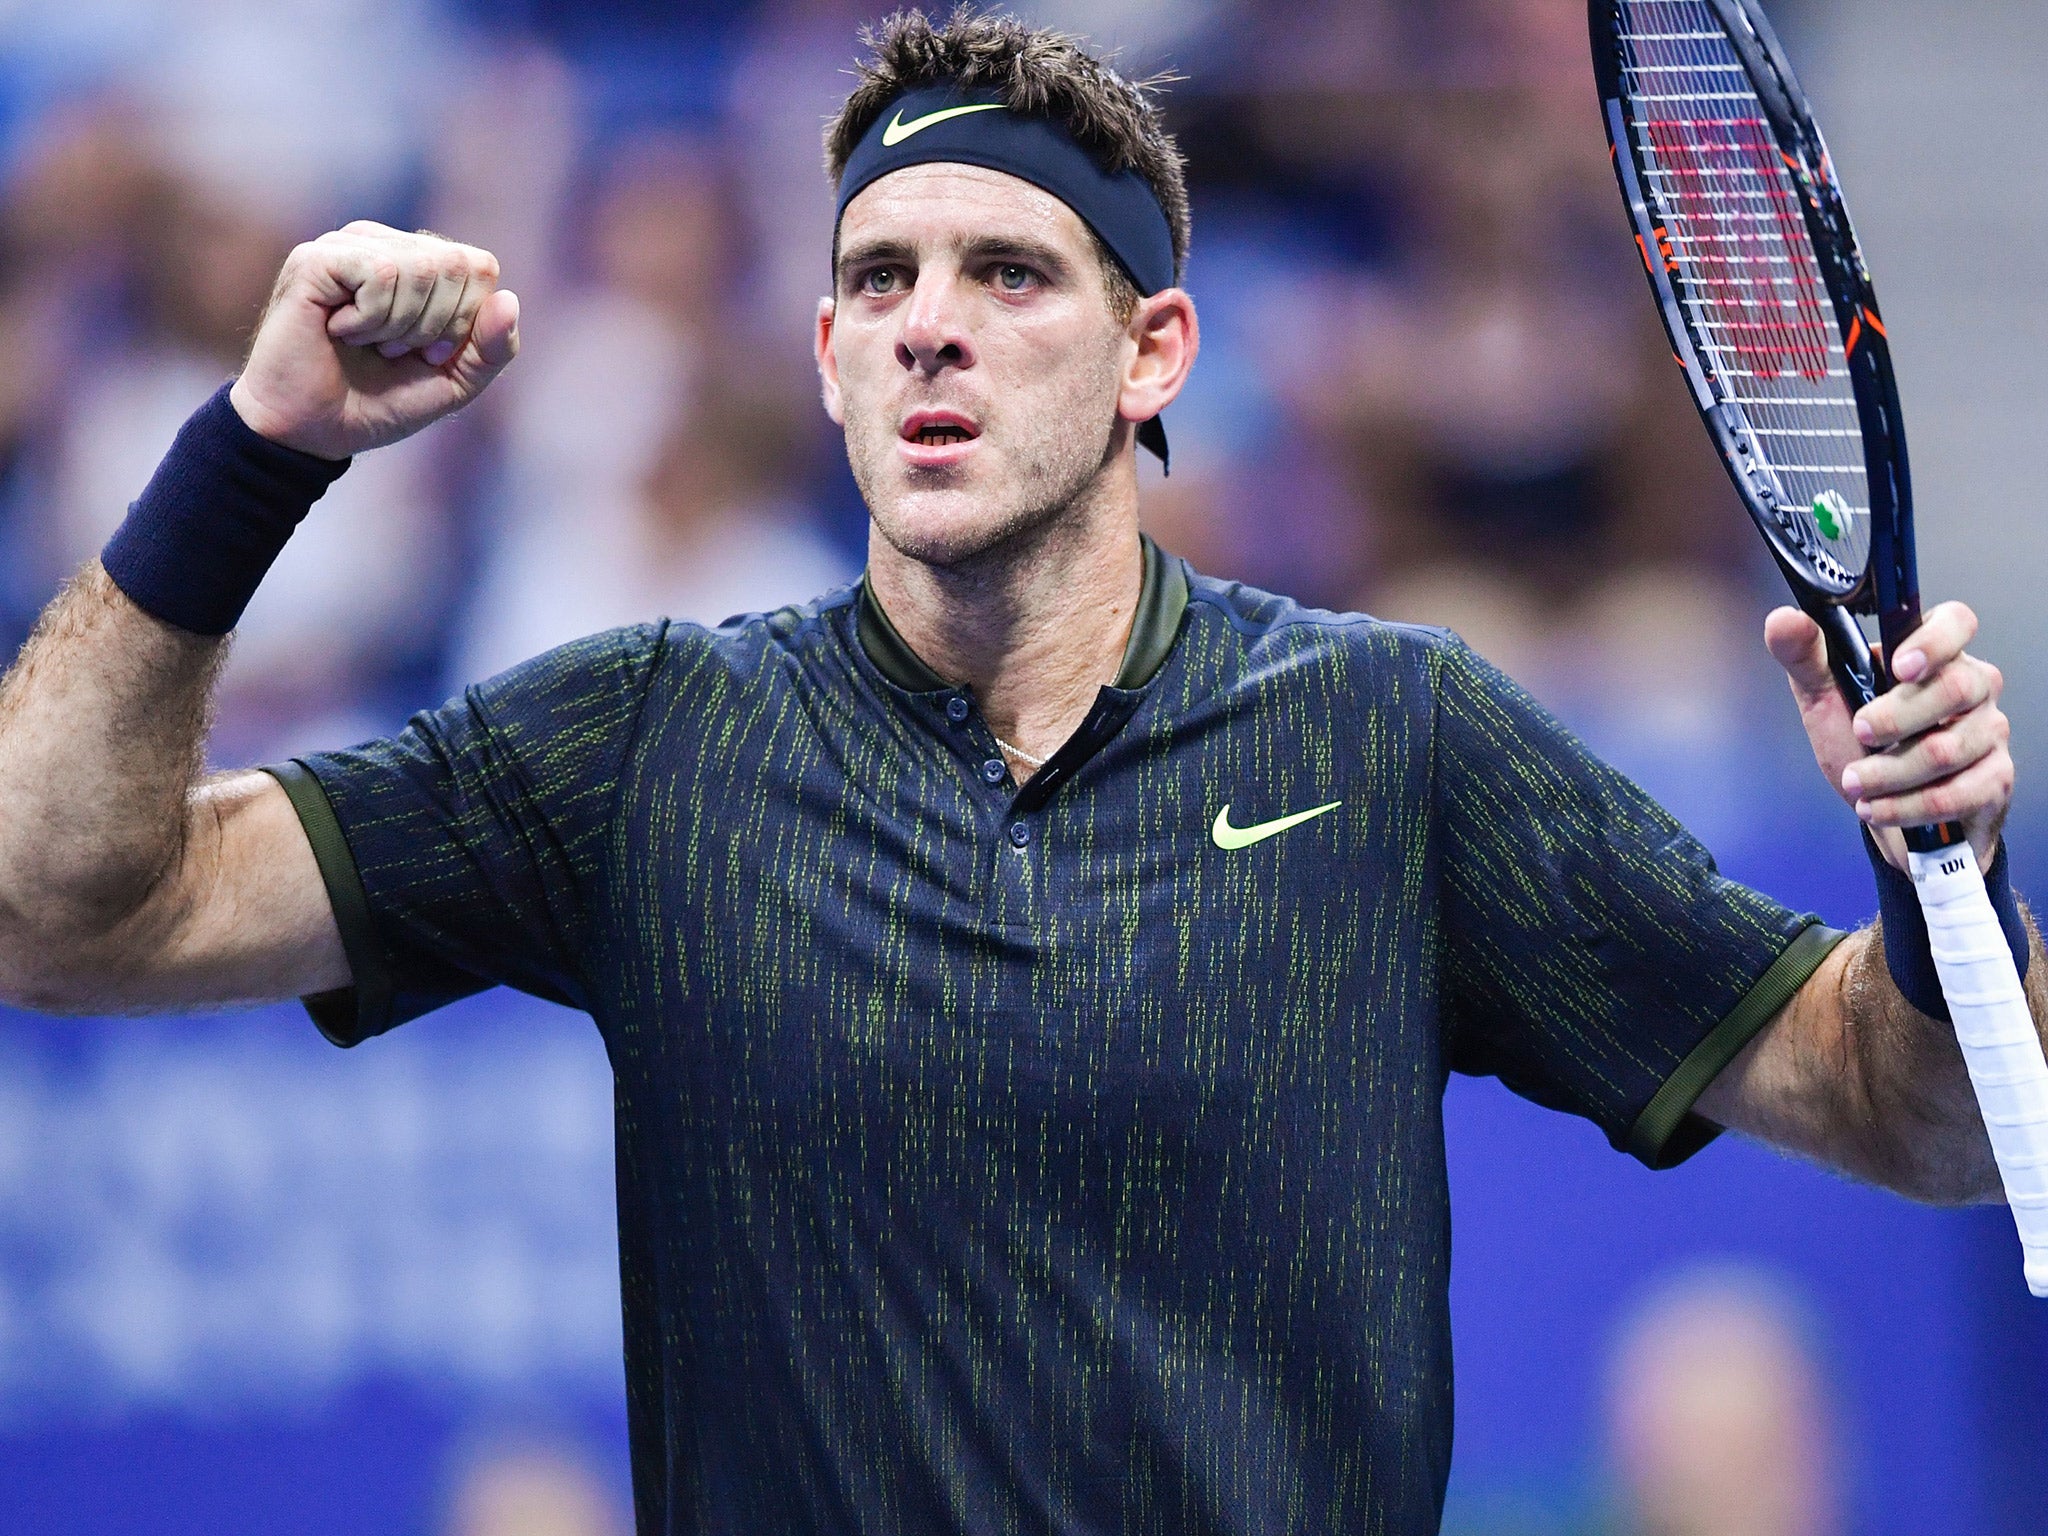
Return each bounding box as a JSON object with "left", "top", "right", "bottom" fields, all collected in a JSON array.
[{"left": 856, "top": 535, "right": 1190, "bottom": 694}]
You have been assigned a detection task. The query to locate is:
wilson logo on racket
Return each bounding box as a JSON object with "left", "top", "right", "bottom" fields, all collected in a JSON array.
[{"left": 1642, "top": 115, "right": 1832, "bottom": 383}]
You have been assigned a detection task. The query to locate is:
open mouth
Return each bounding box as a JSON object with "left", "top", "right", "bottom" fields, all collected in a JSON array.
[{"left": 901, "top": 411, "right": 981, "bottom": 450}]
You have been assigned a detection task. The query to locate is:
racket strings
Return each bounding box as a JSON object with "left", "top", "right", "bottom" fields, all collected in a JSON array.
[
  {"left": 1613, "top": 0, "right": 1870, "bottom": 579},
  {"left": 1644, "top": 114, "right": 1830, "bottom": 381}
]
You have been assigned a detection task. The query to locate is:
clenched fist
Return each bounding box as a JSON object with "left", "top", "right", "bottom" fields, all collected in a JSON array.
[{"left": 228, "top": 221, "right": 520, "bottom": 461}]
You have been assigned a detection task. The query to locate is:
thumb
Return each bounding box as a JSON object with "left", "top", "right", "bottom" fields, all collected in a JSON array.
[
  {"left": 452, "top": 289, "right": 521, "bottom": 393},
  {"left": 1764, "top": 604, "right": 1837, "bottom": 709},
  {"left": 1764, "top": 604, "right": 1863, "bottom": 794}
]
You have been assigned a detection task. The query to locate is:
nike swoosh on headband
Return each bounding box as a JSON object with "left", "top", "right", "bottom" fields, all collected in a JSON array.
[{"left": 880, "top": 102, "right": 1008, "bottom": 146}]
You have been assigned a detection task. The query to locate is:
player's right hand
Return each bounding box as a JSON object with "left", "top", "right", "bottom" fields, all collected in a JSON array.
[{"left": 229, "top": 221, "right": 520, "bottom": 461}]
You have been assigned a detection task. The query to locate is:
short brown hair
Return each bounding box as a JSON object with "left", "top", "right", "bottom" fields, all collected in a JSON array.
[{"left": 824, "top": 6, "right": 1191, "bottom": 315}]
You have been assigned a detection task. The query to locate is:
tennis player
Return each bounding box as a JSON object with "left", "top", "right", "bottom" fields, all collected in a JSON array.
[{"left": 0, "top": 12, "right": 2038, "bottom": 1534}]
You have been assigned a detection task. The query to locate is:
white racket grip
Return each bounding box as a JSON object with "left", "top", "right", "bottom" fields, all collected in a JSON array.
[{"left": 1909, "top": 843, "right": 2048, "bottom": 1297}]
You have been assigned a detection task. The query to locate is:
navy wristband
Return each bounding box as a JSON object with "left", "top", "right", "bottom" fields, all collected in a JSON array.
[
  {"left": 101, "top": 382, "right": 350, "bottom": 636},
  {"left": 1864, "top": 827, "right": 2029, "bottom": 1021}
]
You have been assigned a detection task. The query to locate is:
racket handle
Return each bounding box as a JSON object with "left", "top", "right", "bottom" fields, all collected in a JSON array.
[{"left": 1910, "top": 842, "right": 2048, "bottom": 1296}]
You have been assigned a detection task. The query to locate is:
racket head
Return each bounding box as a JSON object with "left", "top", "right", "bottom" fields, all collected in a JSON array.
[{"left": 1590, "top": 0, "right": 1917, "bottom": 649}]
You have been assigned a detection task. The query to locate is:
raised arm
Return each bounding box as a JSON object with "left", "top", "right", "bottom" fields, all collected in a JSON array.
[
  {"left": 1699, "top": 601, "right": 2045, "bottom": 1202},
  {"left": 0, "top": 568, "right": 343, "bottom": 1013},
  {"left": 0, "top": 222, "right": 518, "bottom": 1016}
]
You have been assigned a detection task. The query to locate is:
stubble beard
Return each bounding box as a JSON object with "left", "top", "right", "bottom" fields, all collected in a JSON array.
[{"left": 849, "top": 399, "right": 1122, "bottom": 578}]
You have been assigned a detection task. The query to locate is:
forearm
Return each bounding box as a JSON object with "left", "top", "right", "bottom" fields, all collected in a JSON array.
[
  {"left": 0, "top": 564, "right": 225, "bottom": 991},
  {"left": 1816, "top": 914, "right": 2046, "bottom": 1204}
]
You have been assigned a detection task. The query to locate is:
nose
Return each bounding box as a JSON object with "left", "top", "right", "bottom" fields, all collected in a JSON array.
[{"left": 896, "top": 267, "right": 975, "bottom": 377}]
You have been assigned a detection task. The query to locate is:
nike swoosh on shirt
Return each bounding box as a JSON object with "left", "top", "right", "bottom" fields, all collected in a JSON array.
[
  {"left": 881, "top": 103, "right": 1007, "bottom": 146},
  {"left": 1210, "top": 800, "right": 1343, "bottom": 851}
]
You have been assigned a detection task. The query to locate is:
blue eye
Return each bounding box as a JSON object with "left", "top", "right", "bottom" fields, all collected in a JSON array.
[
  {"left": 996, "top": 264, "right": 1032, "bottom": 291},
  {"left": 862, "top": 268, "right": 900, "bottom": 295}
]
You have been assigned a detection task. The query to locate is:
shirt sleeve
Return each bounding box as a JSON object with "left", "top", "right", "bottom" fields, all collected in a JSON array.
[
  {"left": 1430, "top": 637, "right": 1844, "bottom": 1168},
  {"left": 264, "top": 622, "right": 670, "bottom": 1046}
]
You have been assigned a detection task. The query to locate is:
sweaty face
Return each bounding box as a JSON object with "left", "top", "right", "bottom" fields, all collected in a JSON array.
[{"left": 821, "top": 164, "right": 1135, "bottom": 568}]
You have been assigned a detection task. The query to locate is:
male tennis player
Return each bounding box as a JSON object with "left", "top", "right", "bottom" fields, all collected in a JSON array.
[{"left": 0, "top": 11, "right": 2038, "bottom": 1534}]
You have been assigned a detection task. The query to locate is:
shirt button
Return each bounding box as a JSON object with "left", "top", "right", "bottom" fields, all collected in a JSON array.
[
  {"left": 945, "top": 696, "right": 970, "bottom": 724},
  {"left": 1008, "top": 821, "right": 1031, "bottom": 848},
  {"left": 981, "top": 758, "right": 1007, "bottom": 785}
]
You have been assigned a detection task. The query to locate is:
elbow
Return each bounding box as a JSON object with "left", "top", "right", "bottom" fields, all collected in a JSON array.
[
  {"left": 1914, "top": 1157, "right": 2008, "bottom": 1208},
  {"left": 0, "top": 962, "right": 116, "bottom": 1018},
  {"left": 0, "top": 982, "right": 102, "bottom": 1017},
  {"left": 0, "top": 955, "right": 72, "bottom": 1016},
  {"left": 1858, "top": 1132, "right": 2005, "bottom": 1208},
  {"left": 1884, "top": 1166, "right": 1999, "bottom": 1208},
  {"left": 0, "top": 912, "right": 39, "bottom": 1009},
  {"left": 0, "top": 915, "right": 119, "bottom": 1016},
  {"left": 0, "top": 852, "right": 191, "bottom": 1015}
]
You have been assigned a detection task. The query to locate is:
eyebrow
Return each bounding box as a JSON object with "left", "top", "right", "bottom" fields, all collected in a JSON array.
[
  {"left": 964, "top": 235, "right": 1076, "bottom": 278},
  {"left": 835, "top": 237, "right": 914, "bottom": 282},
  {"left": 834, "top": 233, "right": 1079, "bottom": 287}
]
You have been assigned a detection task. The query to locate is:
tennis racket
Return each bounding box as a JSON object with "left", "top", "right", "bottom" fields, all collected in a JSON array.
[{"left": 1590, "top": 0, "right": 2048, "bottom": 1295}]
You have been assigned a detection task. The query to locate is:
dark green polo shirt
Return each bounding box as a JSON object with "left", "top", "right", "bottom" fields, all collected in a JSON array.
[{"left": 266, "top": 539, "right": 1839, "bottom": 1536}]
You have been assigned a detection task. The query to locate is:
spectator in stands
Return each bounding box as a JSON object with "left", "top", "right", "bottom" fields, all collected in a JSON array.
[
  {"left": 0, "top": 100, "right": 159, "bottom": 637},
  {"left": 457, "top": 367, "right": 850, "bottom": 680},
  {"left": 455, "top": 132, "right": 849, "bottom": 682},
  {"left": 444, "top": 1439, "right": 625, "bottom": 1536},
  {"left": 1296, "top": 78, "right": 1756, "bottom": 730},
  {"left": 0, "top": 100, "right": 155, "bottom": 465},
  {"left": 1607, "top": 1268, "right": 1842, "bottom": 1536}
]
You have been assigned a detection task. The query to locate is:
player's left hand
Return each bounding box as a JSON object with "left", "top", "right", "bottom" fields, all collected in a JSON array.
[{"left": 1767, "top": 602, "right": 2011, "bottom": 869}]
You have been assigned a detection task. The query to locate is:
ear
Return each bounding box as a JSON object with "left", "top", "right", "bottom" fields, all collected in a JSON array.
[
  {"left": 815, "top": 295, "right": 845, "bottom": 425},
  {"left": 1117, "top": 288, "right": 1199, "bottom": 434}
]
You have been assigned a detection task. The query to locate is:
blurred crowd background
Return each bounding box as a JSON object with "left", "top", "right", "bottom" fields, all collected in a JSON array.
[{"left": 1, "top": 1, "right": 2044, "bottom": 1533}]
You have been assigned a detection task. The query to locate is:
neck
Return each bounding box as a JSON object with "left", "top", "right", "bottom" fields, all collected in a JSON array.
[{"left": 865, "top": 482, "right": 1144, "bottom": 764}]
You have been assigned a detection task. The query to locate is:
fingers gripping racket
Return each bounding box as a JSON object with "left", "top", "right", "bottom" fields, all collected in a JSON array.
[{"left": 1591, "top": 0, "right": 2048, "bottom": 1294}]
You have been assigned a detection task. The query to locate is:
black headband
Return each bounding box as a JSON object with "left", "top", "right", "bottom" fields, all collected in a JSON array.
[{"left": 834, "top": 83, "right": 1176, "bottom": 470}]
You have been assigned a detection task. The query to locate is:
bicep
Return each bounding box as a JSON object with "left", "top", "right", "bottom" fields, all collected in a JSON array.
[{"left": 72, "top": 771, "right": 349, "bottom": 1014}]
